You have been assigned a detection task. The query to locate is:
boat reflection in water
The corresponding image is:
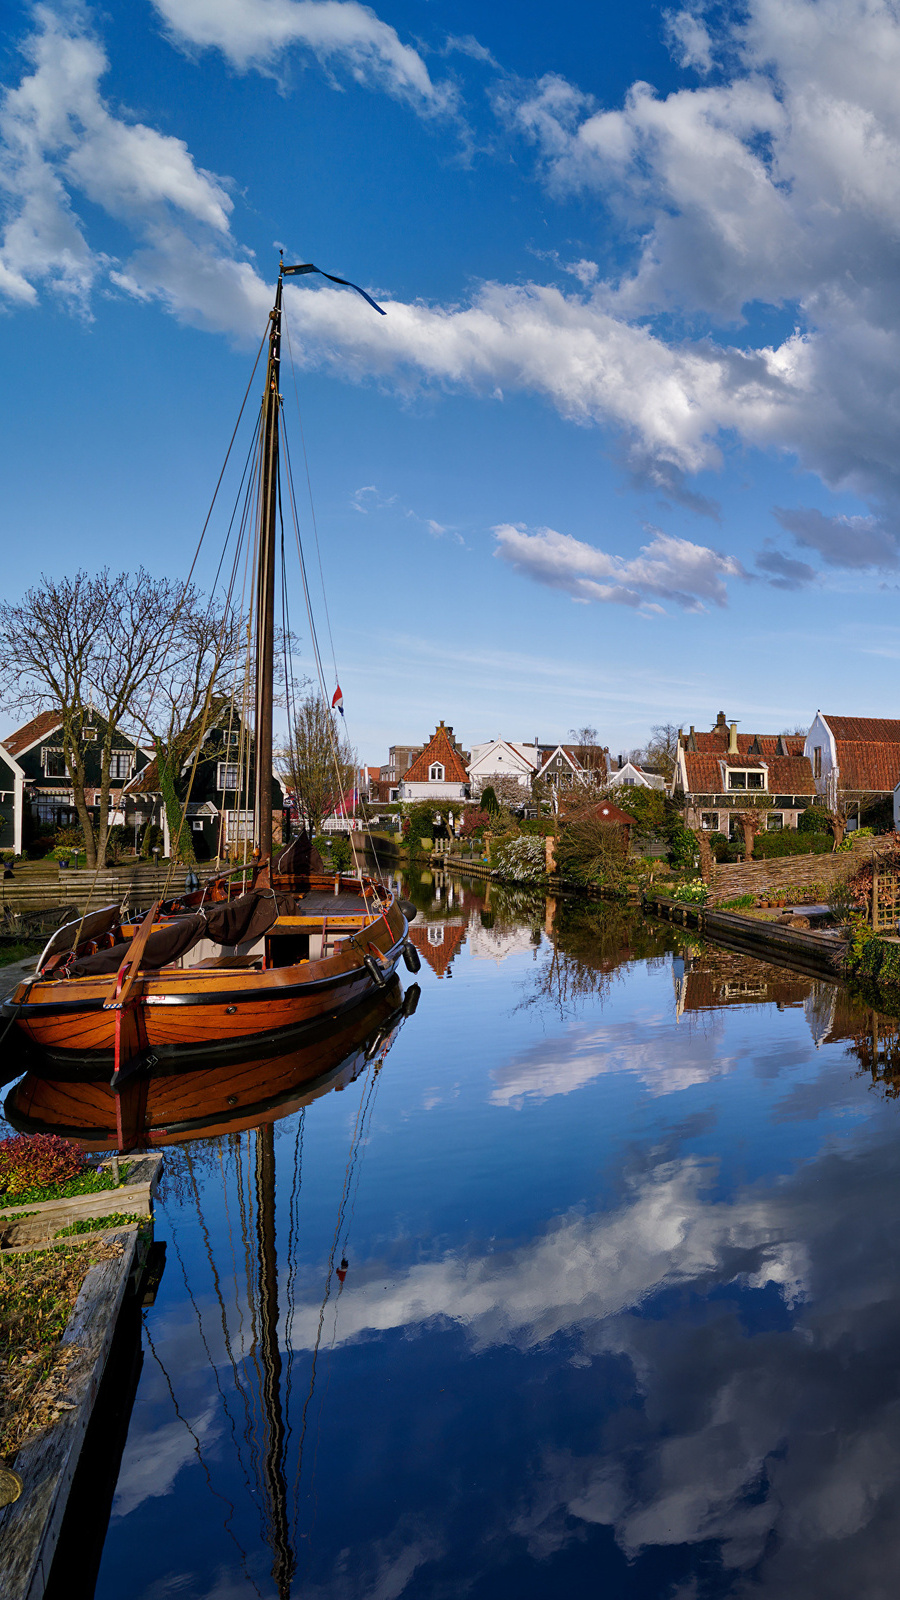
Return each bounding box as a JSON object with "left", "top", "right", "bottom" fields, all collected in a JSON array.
[{"left": 5, "top": 977, "right": 418, "bottom": 1152}]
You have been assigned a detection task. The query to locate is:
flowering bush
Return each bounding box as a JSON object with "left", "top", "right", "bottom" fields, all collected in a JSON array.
[
  {"left": 495, "top": 835, "right": 547, "bottom": 883},
  {"left": 0, "top": 1135, "right": 87, "bottom": 1201},
  {"left": 671, "top": 879, "right": 709, "bottom": 905}
]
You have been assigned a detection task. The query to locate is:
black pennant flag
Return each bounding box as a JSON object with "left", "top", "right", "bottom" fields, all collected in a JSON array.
[{"left": 282, "top": 262, "right": 386, "bottom": 315}]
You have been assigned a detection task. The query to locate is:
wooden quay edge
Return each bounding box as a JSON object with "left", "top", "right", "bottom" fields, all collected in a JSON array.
[{"left": 0, "top": 1227, "right": 141, "bottom": 1600}]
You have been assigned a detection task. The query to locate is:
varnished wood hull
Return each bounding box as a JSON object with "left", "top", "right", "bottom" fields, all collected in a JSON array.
[
  {"left": 5, "top": 979, "right": 412, "bottom": 1150},
  {"left": 3, "top": 892, "right": 408, "bottom": 1070}
]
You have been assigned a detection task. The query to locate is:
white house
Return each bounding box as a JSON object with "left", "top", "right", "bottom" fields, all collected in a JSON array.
[
  {"left": 467, "top": 740, "right": 538, "bottom": 795},
  {"left": 607, "top": 760, "right": 665, "bottom": 793},
  {"left": 805, "top": 712, "right": 900, "bottom": 818},
  {"left": 399, "top": 722, "right": 470, "bottom": 802}
]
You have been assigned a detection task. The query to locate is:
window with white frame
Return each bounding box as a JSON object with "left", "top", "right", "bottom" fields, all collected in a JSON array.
[
  {"left": 700, "top": 812, "right": 719, "bottom": 831},
  {"left": 814, "top": 746, "right": 822, "bottom": 778},
  {"left": 217, "top": 761, "right": 242, "bottom": 791},
  {"left": 767, "top": 813, "right": 783, "bottom": 830},
  {"left": 225, "top": 810, "right": 254, "bottom": 841},
  {"left": 109, "top": 751, "right": 132, "bottom": 780},
  {"left": 727, "top": 769, "right": 764, "bottom": 790},
  {"left": 428, "top": 763, "right": 445, "bottom": 782},
  {"left": 42, "top": 748, "right": 66, "bottom": 778},
  {"left": 81, "top": 728, "right": 97, "bottom": 742},
  {"left": 192, "top": 820, "right": 204, "bottom": 832}
]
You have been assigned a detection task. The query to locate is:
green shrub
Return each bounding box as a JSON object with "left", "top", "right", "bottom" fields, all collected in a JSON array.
[
  {"left": 797, "top": 807, "right": 823, "bottom": 833},
  {"left": 752, "top": 830, "right": 831, "bottom": 859},
  {"left": 669, "top": 826, "right": 698, "bottom": 871},
  {"left": 710, "top": 831, "right": 739, "bottom": 863}
]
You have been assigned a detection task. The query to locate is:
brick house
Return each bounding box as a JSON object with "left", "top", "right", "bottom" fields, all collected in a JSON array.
[{"left": 673, "top": 712, "right": 815, "bottom": 838}]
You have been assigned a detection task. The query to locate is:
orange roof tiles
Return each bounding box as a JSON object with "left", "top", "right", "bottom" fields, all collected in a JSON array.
[
  {"left": 404, "top": 722, "right": 469, "bottom": 785},
  {"left": 681, "top": 750, "right": 815, "bottom": 794},
  {"left": 824, "top": 716, "right": 900, "bottom": 743},
  {"left": 4, "top": 710, "right": 61, "bottom": 756}
]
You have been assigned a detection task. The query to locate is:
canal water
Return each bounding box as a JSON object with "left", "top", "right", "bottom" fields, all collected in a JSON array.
[{"left": 47, "top": 872, "right": 900, "bottom": 1595}]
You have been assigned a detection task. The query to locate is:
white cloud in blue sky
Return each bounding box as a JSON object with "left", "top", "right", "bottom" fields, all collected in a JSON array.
[{"left": 2, "top": 0, "right": 900, "bottom": 754}]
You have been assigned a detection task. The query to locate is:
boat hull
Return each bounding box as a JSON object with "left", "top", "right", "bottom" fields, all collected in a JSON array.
[{"left": 3, "top": 896, "right": 408, "bottom": 1071}]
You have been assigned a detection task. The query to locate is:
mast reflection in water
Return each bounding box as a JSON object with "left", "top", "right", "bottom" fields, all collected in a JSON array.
[{"left": 41, "top": 868, "right": 900, "bottom": 1600}]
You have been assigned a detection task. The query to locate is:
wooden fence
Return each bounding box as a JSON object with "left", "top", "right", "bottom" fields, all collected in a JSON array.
[{"left": 871, "top": 864, "right": 900, "bottom": 933}]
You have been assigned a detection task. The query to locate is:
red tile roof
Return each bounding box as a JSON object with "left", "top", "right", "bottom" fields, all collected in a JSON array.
[
  {"left": 404, "top": 723, "right": 469, "bottom": 785},
  {"left": 594, "top": 800, "right": 638, "bottom": 826},
  {"left": 4, "top": 710, "right": 61, "bottom": 756},
  {"left": 690, "top": 729, "right": 804, "bottom": 758},
  {"left": 681, "top": 751, "right": 814, "bottom": 794},
  {"left": 824, "top": 716, "right": 900, "bottom": 743},
  {"left": 833, "top": 744, "right": 900, "bottom": 792}
]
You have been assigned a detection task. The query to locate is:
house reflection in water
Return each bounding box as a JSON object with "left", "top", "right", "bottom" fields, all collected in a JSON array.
[{"left": 674, "top": 942, "right": 900, "bottom": 1097}]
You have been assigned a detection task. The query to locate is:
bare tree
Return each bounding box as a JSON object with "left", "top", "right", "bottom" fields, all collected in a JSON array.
[
  {"left": 278, "top": 691, "right": 356, "bottom": 839},
  {"left": 643, "top": 723, "right": 680, "bottom": 781},
  {"left": 0, "top": 569, "right": 194, "bottom": 867},
  {"left": 734, "top": 808, "right": 764, "bottom": 861},
  {"left": 129, "top": 603, "right": 246, "bottom": 863},
  {"left": 473, "top": 771, "right": 531, "bottom": 809}
]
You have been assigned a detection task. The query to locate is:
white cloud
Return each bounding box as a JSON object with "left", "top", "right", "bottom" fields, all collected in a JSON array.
[
  {"left": 0, "top": 8, "right": 234, "bottom": 310},
  {"left": 9, "top": 0, "right": 900, "bottom": 564},
  {"left": 493, "top": 521, "right": 745, "bottom": 612},
  {"left": 283, "top": 1154, "right": 807, "bottom": 1355},
  {"left": 664, "top": 8, "right": 715, "bottom": 74},
  {"left": 490, "top": 1014, "right": 738, "bottom": 1105},
  {"left": 151, "top": 0, "right": 455, "bottom": 114}
]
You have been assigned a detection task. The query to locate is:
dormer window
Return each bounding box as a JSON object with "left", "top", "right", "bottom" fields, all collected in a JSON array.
[
  {"left": 429, "top": 763, "right": 445, "bottom": 782},
  {"left": 727, "top": 769, "right": 764, "bottom": 790}
]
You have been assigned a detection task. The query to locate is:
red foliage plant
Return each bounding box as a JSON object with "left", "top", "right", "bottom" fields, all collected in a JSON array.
[
  {"left": 460, "top": 809, "right": 491, "bottom": 838},
  {"left": 0, "top": 1133, "right": 87, "bottom": 1199}
]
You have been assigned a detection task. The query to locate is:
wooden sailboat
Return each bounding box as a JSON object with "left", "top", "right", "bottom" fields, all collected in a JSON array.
[{"left": 2, "top": 263, "right": 418, "bottom": 1082}]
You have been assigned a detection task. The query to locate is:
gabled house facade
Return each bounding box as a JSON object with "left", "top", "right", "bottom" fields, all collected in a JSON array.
[
  {"left": 2, "top": 708, "right": 151, "bottom": 847},
  {"left": 674, "top": 713, "right": 815, "bottom": 836},
  {"left": 399, "top": 722, "right": 470, "bottom": 801},
  {"left": 607, "top": 760, "right": 666, "bottom": 793},
  {"left": 805, "top": 713, "right": 900, "bottom": 821},
  {"left": 125, "top": 709, "right": 283, "bottom": 859},
  {"left": 467, "top": 740, "right": 538, "bottom": 795},
  {"left": 534, "top": 743, "right": 597, "bottom": 798}
]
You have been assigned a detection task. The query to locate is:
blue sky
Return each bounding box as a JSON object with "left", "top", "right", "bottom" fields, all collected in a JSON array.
[{"left": 2, "top": 0, "right": 900, "bottom": 762}]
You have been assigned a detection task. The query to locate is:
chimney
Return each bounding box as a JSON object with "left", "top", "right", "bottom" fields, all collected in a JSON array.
[
  {"left": 729, "top": 721, "right": 739, "bottom": 754},
  {"left": 716, "top": 711, "right": 727, "bottom": 733}
]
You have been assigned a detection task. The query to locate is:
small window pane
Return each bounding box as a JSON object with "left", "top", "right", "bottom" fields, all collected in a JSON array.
[{"left": 728, "top": 771, "right": 746, "bottom": 790}]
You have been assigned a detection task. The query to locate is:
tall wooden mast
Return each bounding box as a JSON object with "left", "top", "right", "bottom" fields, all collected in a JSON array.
[{"left": 254, "top": 270, "right": 283, "bottom": 863}]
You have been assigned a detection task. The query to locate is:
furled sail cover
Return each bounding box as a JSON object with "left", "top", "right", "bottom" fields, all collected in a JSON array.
[
  {"left": 70, "top": 914, "right": 208, "bottom": 976},
  {"left": 204, "top": 892, "right": 277, "bottom": 946}
]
